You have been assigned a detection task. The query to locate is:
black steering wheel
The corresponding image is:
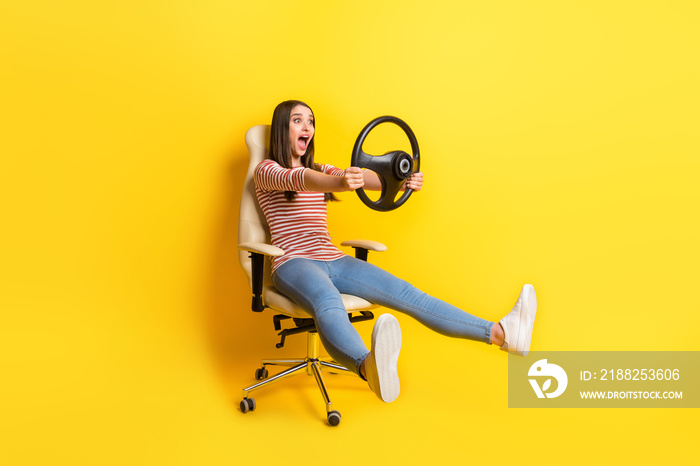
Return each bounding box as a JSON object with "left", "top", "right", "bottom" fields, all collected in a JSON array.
[{"left": 351, "top": 116, "right": 420, "bottom": 212}]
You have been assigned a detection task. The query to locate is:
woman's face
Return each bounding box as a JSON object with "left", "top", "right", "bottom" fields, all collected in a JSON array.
[{"left": 288, "top": 104, "right": 315, "bottom": 160}]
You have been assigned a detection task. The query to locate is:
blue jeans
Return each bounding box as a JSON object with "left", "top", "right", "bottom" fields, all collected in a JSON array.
[{"left": 272, "top": 256, "right": 494, "bottom": 375}]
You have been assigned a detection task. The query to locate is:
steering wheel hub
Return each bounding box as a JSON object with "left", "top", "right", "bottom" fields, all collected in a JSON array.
[{"left": 393, "top": 151, "right": 413, "bottom": 180}]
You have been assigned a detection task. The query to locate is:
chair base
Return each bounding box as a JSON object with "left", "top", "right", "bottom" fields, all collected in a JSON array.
[{"left": 240, "top": 331, "right": 356, "bottom": 426}]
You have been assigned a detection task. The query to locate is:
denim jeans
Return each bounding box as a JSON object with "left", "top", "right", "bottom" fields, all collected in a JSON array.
[{"left": 272, "top": 255, "right": 494, "bottom": 375}]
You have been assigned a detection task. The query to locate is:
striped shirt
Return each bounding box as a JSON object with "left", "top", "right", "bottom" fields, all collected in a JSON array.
[{"left": 254, "top": 159, "right": 346, "bottom": 273}]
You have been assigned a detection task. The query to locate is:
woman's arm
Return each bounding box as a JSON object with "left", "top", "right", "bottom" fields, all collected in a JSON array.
[
  {"left": 304, "top": 166, "right": 365, "bottom": 192},
  {"left": 362, "top": 170, "right": 424, "bottom": 192},
  {"left": 255, "top": 159, "right": 422, "bottom": 194},
  {"left": 256, "top": 159, "right": 364, "bottom": 193}
]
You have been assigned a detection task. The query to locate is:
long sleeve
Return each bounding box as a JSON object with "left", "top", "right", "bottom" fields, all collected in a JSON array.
[{"left": 254, "top": 159, "right": 308, "bottom": 192}]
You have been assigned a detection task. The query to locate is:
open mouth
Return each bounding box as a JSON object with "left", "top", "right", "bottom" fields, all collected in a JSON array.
[{"left": 298, "top": 135, "right": 310, "bottom": 152}]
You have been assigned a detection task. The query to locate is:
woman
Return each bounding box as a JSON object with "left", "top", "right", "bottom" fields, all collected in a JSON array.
[{"left": 253, "top": 99, "right": 537, "bottom": 403}]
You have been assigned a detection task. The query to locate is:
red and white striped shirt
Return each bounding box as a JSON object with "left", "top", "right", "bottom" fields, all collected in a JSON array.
[{"left": 254, "top": 159, "right": 346, "bottom": 273}]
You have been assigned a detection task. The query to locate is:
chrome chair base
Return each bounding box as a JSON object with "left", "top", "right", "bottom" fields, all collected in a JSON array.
[{"left": 240, "top": 331, "right": 355, "bottom": 426}]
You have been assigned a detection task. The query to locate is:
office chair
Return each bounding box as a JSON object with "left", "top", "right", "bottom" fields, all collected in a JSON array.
[{"left": 238, "top": 125, "right": 388, "bottom": 426}]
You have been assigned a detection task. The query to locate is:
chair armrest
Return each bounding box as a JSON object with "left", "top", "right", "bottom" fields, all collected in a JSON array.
[
  {"left": 239, "top": 242, "right": 285, "bottom": 257},
  {"left": 341, "top": 239, "right": 387, "bottom": 262},
  {"left": 239, "top": 242, "right": 284, "bottom": 312},
  {"left": 340, "top": 239, "right": 387, "bottom": 252}
]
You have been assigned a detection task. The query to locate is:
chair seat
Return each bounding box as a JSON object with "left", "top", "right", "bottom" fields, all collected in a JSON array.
[{"left": 263, "top": 286, "right": 378, "bottom": 319}]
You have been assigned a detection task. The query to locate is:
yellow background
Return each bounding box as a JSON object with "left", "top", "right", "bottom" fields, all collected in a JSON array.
[{"left": 1, "top": 0, "right": 698, "bottom": 464}]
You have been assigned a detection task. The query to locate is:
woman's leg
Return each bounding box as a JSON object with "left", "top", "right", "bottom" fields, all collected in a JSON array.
[
  {"left": 328, "top": 256, "right": 496, "bottom": 343},
  {"left": 272, "top": 259, "right": 370, "bottom": 375}
]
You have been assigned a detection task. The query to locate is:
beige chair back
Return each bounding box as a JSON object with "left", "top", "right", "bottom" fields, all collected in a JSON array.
[{"left": 238, "top": 125, "right": 273, "bottom": 289}]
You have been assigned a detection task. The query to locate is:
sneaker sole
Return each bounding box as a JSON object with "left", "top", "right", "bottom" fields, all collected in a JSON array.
[
  {"left": 518, "top": 284, "right": 537, "bottom": 356},
  {"left": 371, "top": 314, "right": 402, "bottom": 403}
]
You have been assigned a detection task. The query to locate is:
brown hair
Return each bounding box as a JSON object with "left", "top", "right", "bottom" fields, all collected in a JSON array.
[{"left": 269, "top": 100, "right": 337, "bottom": 202}]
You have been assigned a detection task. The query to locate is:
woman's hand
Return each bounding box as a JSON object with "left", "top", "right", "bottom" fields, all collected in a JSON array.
[
  {"left": 343, "top": 167, "right": 365, "bottom": 191},
  {"left": 404, "top": 171, "right": 424, "bottom": 192}
]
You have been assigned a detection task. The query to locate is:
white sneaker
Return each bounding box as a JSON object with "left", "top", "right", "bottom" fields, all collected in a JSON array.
[
  {"left": 365, "top": 314, "right": 402, "bottom": 403},
  {"left": 499, "top": 284, "right": 537, "bottom": 356}
]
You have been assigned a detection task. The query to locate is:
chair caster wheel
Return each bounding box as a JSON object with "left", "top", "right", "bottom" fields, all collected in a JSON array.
[
  {"left": 255, "top": 367, "right": 269, "bottom": 380},
  {"left": 240, "top": 398, "right": 256, "bottom": 413},
  {"left": 327, "top": 410, "right": 341, "bottom": 426}
]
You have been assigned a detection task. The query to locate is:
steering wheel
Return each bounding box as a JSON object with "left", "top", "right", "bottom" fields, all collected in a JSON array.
[{"left": 351, "top": 116, "right": 420, "bottom": 212}]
